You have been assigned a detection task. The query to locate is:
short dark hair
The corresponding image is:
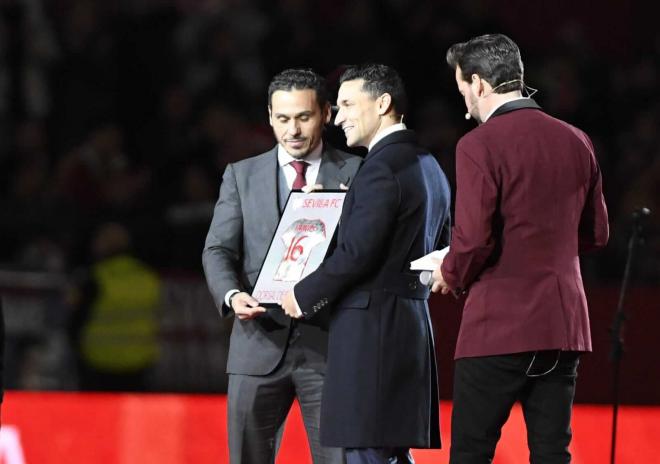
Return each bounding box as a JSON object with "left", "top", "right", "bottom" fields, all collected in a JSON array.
[
  {"left": 267, "top": 68, "right": 329, "bottom": 109},
  {"left": 339, "top": 64, "right": 408, "bottom": 116},
  {"left": 446, "top": 34, "right": 524, "bottom": 94}
]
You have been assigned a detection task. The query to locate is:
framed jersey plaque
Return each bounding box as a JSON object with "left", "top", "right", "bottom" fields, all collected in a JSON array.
[{"left": 252, "top": 190, "right": 346, "bottom": 305}]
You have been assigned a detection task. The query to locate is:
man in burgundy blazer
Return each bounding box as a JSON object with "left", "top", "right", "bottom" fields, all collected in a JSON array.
[{"left": 432, "top": 34, "right": 609, "bottom": 463}]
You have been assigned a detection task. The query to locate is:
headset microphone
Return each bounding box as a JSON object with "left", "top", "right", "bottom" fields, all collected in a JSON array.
[{"left": 465, "top": 102, "right": 476, "bottom": 120}]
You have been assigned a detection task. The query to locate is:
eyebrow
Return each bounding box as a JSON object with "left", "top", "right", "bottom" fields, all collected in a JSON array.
[{"left": 273, "top": 110, "right": 313, "bottom": 118}]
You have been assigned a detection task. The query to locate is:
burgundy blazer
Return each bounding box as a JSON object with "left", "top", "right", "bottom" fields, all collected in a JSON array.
[{"left": 441, "top": 99, "right": 609, "bottom": 359}]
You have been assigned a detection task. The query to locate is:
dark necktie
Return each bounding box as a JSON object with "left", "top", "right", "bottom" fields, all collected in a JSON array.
[{"left": 290, "top": 160, "right": 309, "bottom": 190}]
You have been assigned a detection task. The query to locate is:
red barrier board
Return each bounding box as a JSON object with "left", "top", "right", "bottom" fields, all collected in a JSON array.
[{"left": 1, "top": 391, "right": 659, "bottom": 463}]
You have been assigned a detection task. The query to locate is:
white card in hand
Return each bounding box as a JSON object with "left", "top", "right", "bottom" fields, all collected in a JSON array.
[{"left": 410, "top": 247, "right": 450, "bottom": 271}]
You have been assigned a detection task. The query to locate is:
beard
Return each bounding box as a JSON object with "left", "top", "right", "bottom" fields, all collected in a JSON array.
[{"left": 467, "top": 92, "right": 483, "bottom": 124}]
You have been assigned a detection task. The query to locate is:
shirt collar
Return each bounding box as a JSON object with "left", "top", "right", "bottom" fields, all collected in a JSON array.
[
  {"left": 483, "top": 97, "right": 529, "bottom": 122},
  {"left": 368, "top": 123, "right": 407, "bottom": 151},
  {"left": 277, "top": 141, "right": 323, "bottom": 167}
]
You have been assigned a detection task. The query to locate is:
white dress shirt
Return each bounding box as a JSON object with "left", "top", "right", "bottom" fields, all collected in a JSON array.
[
  {"left": 368, "top": 123, "right": 407, "bottom": 151},
  {"left": 277, "top": 142, "right": 323, "bottom": 188}
]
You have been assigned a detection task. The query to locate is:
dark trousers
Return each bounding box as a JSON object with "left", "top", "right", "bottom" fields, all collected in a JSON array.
[
  {"left": 450, "top": 351, "right": 580, "bottom": 464},
  {"left": 227, "top": 340, "right": 344, "bottom": 464},
  {"left": 345, "top": 448, "right": 414, "bottom": 464}
]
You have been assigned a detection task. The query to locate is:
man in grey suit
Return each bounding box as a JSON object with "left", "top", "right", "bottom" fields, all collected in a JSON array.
[{"left": 203, "top": 68, "right": 361, "bottom": 464}]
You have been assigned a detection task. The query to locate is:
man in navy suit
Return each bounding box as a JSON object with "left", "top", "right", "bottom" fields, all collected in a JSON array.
[
  {"left": 432, "top": 34, "right": 609, "bottom": 463},
  {"left": 282, "top": 64, "right": 451, "bottom": 464}
]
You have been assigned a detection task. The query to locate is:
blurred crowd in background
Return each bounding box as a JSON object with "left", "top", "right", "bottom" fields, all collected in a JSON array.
[{"left": 0, "top": 0, "right": 657, "bottom": 393}]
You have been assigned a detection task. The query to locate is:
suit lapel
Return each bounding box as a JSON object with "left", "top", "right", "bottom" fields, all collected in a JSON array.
[
  {"left": 318, "top": 147, "right": 351, "bottom": 189},
  {"left": 365, "top": 129, "right": 417, "bottom": 164},
  {"left": 251, "top": 147, "right": 281, "bottom": 231}
]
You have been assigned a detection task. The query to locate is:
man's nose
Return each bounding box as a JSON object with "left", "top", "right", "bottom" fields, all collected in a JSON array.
[
  {"left": 334, "top": 108, "right": 345, "bottom": 126},
  {"left": 288, "top": 119, "right": 301, "bottom": 134}
]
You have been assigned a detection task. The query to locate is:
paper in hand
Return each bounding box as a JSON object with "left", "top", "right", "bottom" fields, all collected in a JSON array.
[{"left": 410, "top": 246, "right": 449, "bottom": 271}]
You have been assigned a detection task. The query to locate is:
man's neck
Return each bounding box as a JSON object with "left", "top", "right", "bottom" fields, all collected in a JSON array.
[
  {"left": 368, "top": 120, "right": 407, "bottom": 151},
  {"left": 481, "top": 91, "right": 524, "bottom": 122},
  {"left": 277, "top": 141, "right": 323, "bottom": 164}
]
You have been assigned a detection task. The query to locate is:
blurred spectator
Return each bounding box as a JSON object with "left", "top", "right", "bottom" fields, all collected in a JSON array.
[
  {"left": 68, "top": 222, "right": 161, "bottom": 391},
  {"left": 49, "top": 1, "right": 121, "bottom": 154},
  {"left": 618, "top": 153, "right": 660, "bottom": 283},
  {"left": 164, "top": 162, "right": 215, "bottom": 271},
  {"left": 53, "top": 122, "right": 132, "bottom": 212},
  {"left": 174, "top": 0, "right": 268, "bottom": 117},
  {"left": 0, "top": 119, "right": 69, "bottom": 268}
]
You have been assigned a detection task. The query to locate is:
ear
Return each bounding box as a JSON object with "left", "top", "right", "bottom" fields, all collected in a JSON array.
[
  {"left": 377, "top": 93, "right": 393, "bottom": 115},
  {"left": 322, "top": 102, "right": 332, "bottom": 124},
  {"left": 471, "top": 74, "right": 486, "bottom": 97},
  {"left": 267, "top": 106, "right": 273, "bottom": 127},
  {"left": 479, "top": 78, "right": 494, "bottom": 97}
]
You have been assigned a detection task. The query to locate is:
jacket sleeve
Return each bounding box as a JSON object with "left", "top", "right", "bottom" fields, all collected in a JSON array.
[
  {"left": 578, "top": 141, "right": 609, "bottom": 253},
  {"left": 441, "top": 137, "right": 498, "bottom": 292},
  {"left": 294, "top": 160, "right": 399, "bottom": 317},
  {"left": 202, "top": 163, "right": 244, "bottom": 317}
]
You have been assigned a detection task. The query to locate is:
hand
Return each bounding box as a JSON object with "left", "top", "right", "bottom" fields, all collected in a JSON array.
[
  {"left": 430, "top": 260, "right": 451, "bottom": 295},
  {"left": 340, "top": 183, "right": 349, "bottom": 191},
  {"left": 302, "top": 183, "right": 324, "bottom": 193},
  {"left": 231, "top": 292, "right": 266, "bottom": 320},
  {"left": 280, "top": 290, "right": 302, "bottom": 319}
]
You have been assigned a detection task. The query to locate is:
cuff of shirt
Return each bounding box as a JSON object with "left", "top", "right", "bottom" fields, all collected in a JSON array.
[
  {"left": 224, "top": 289, "right": 240, "bottom": 307},
  {"left": 292, "top": 289, "right": 303, "bottom": 318}
]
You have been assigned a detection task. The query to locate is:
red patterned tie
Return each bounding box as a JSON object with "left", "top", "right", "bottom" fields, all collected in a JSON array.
[{"left": 290, "top": 160, "right": 309, "bottom": 190}]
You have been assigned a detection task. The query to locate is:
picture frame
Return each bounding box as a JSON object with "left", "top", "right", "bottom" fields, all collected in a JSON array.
[{"left": 251, "top": 190, "right": 346, "bottom": 305}]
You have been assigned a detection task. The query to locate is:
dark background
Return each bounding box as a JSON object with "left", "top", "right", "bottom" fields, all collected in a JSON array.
[{"left": 0, "top": 0, "right": 657, "bottom": 403}]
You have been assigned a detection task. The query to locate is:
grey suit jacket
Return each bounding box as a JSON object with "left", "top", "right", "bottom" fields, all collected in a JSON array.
[{"left": 203, "top": 144, "right": 361, "bottom": 375}]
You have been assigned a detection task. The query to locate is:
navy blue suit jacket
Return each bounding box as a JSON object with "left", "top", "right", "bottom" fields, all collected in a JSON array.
[{"left": 294, "top": 129, "right": 450, "bottom": 448}]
